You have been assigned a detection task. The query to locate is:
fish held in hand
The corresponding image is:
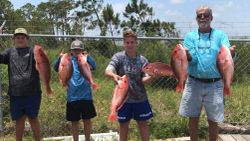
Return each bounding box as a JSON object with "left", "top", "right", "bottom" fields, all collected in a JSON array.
[
  {"left": 108, "top": 75, "right": 129, "bottom": 122},
  {"left": 217, "top": 45, "right": 234, "bottom": 96},
  {"left": 77, "top": 54, "right": 99, "bottom": 90},
  {"left": 59, "top": 51, "right": 73, "bottom": 88},
  {"left": 171, "top": 44, "right": 188, "bottom": 93},
  {"left": 34, "top": 45, "right": 53, "bottom": 95},
  {"left": 142, "top": 62, "right": 173, "bottom": 77}
]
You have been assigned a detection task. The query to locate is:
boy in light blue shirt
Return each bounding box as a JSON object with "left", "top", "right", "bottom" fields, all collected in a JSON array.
[{"left": 54, "top": 40, "right": 96, "bottom": 141}]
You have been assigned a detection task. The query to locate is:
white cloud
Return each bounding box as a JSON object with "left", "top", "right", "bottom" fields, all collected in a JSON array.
[{"left": 170, "top": 0, "right": 185, "bottom": 5}]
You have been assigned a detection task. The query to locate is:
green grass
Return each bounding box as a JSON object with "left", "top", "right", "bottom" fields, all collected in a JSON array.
[{"left": 37, "top": 81, "right": 250, "bottom": 140}]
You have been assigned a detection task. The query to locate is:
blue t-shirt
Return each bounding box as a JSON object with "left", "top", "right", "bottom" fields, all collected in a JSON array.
[
  {"left": 107, "top": 51, "right": 148, "bottom": 103},
  {"left": 54, "top": 54, "right": 96, "bottom": 102},
  {"left": 184, "top": 28, "right": 230, "bottom": 78}
]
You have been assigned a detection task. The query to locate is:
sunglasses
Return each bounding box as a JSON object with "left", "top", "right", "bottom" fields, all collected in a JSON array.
[{"left": 196, "top": 13, "right": 211, "bottom": 19}]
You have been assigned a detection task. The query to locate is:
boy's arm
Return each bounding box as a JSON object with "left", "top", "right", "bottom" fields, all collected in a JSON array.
[
  {"left": 0, "top": 49, "right": 10, "bottom": 64},
  {"left": 105, "top": 65, "right": 121, "bottom": 84},
  {"left": 53, "top": 57, "right": 61, "bottom": 72}
]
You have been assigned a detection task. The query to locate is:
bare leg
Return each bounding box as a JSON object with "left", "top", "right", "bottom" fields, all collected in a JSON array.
[
  {"left": 208, "top": 120, "right": 218, "bottom": 141},
  {"left": 189, "top": 117, "right": 199, "bottom": 141},
  {"left": 137, "top": 120, "right": 150, "bottom": 141},
  {"left": 119, "top": 121, "right": 130, "bottom": 141},
  {"left": 83, "top": 119, "right": 92, "bottom": 141},
  {"left": 16, "top": 116, "right": 26, "bottom": 141},
  {"left": 28, "top": 117, "right": 41, "bottom": 141},
  {"left": 72, "top": 121, "right": 79, "bottom": 141}
]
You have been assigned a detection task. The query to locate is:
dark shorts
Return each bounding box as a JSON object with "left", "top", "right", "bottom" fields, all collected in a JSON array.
[
  {"left": 117, "top": 100, "right": 153, "bottom": 123},
  {"left": 10, "top": 94, "right": 41, "bottom": 120},
  {"left": 66, "top": 100, "right": 97, "bottom": 121}
]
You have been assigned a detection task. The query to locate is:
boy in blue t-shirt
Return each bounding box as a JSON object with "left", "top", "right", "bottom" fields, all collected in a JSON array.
[{"left": 54, "top": 40, "right": 96, "bottom": 141}]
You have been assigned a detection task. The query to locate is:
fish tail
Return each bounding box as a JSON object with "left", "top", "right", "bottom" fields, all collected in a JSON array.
[
  {"left": 108, "top": 112, "right": 117, "bottom": 122},
  {"left": 46, "top": 85, "right": 53, "bottom": 95},
  {"left": 175, "top": 82, "right": 184, "bottom": 93},
  {"left": 92, "top": 82, "right": 100, "bottom": 91},
  {"left": 62, "top": 83, "right": 68, "bottom": 89},
  {"left": 224, "top": 87, "right": 231, "bottom": 96}
]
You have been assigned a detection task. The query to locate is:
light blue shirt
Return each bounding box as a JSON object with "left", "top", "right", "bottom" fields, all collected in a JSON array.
[
  {"left": 184, "top": 28, "right": 230, "bottom": 78},
  {"left": 66, "top": 55, "right": 96, "bottom": 102}
]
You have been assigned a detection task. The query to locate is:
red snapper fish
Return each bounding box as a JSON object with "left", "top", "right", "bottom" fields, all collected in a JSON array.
[
  {"left": 142, "top": 62, "right": 173, "bottom": 77},
  {"left": 171, "top": 44, "right": 188, "bottom": 93},
  {"left": 217, "top": 45, "right": 234, "bottom": 96},
  {"left": 108, "top": 75, "right": 129, "bottom": 122},
  {"left": 34, "top": 45, "right": 53, "bottom": 95},
  {"left": 77, "top": 54, "right": 99, "bottom": 90},
  {"left": 59, "top": 51, "right": 72, "bottom": 88}
]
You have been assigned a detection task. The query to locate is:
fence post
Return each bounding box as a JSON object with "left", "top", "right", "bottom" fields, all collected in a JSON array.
[{"left": 0, "top": 75, "right": 2, "bottom": 132}]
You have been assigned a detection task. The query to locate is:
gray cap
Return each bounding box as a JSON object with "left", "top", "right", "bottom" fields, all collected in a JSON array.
[{"left": 70, "top": 40, "right": 84, "bottom": 50}]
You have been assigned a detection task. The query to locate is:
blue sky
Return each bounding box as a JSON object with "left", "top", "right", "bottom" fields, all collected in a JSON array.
[{"left": 10, "top": 0, "right": 250, "bottom": 37}]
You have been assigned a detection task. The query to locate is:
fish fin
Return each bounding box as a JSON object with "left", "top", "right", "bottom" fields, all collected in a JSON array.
[
  {"left": 108, "top": 112, "right": 117, "bottom": 122},
  {"left": 62, "top": 84, "right": 68, "bottom": 89},
  {"left": 46, "top": 86, "right": 53, "bottom": 95},
  {"left": 224, "top": 87, "right": 231, "bottom": 96},
  {"left": 92, "top": 82, "right": 100, "bottom": 91},
  {"left": 117, "top": 96, "right": 128, "bottom": 111},
  {"left": 60, "top": 48, "right": 65, "bottom": 56}
]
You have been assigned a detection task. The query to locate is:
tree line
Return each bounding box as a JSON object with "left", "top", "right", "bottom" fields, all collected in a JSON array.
[{"left": 0, "top": 0, "right": 179, "bottom": 37}]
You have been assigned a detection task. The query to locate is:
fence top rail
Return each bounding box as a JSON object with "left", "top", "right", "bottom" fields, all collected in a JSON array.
[{"left": 1, "top": 34, "right": 250, "bottom": 42}]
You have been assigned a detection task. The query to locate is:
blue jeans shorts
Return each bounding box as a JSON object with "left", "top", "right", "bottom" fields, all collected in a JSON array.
[
  {"left": 179, "top": 76, "right": 224, "bottom": 122},
  {"left": 117, "top": 100, "right": 153, "bottom": 123},
  {"left": 10, "top": 94, "right": 41, "bottom": 120}
]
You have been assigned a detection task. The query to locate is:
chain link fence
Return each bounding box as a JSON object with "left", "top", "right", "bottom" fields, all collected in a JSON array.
[{"left": 0, "top": 35, "right": 250, "bottom": 139}]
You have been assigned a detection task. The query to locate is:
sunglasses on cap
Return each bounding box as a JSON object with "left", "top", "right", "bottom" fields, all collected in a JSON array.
[{"left": 196, "top": 13, "right": 211, "bottom": 19}]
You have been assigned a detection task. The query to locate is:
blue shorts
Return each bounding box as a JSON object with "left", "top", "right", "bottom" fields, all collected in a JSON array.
[
  {"left": 117, "top": 100, "right": 153, "bottom": 123},
  {"left": 179, "top": 76, "right": 224, "bottom": 122},
  {"left": 10, "top": 94, "right": 41, "bottom": 120}
]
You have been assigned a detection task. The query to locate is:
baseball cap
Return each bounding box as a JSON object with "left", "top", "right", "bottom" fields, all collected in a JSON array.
[
  {"left": 70, "top": 40, "right": 84, "bottom": 50},
  {"left": 14, "top": 28, "right": 29, "bottom": 37}
]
